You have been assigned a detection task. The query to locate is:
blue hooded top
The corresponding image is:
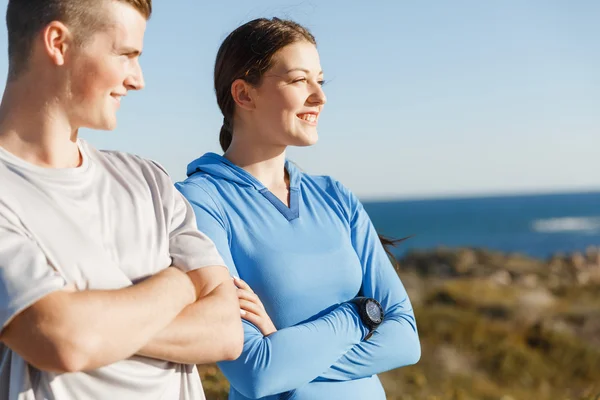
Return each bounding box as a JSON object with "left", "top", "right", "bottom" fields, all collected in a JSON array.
[{"left": 175, "top": 153, "right": 420, "bottom": 400}]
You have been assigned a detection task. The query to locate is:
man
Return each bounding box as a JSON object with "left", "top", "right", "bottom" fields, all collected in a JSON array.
[{"left": 0, "top": 0, "right": 243, "bottom": 399}]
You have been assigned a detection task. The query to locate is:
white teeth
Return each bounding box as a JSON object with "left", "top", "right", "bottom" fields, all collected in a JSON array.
[{"left": 300, "top": 114, "right": 317, "bottom": 122}]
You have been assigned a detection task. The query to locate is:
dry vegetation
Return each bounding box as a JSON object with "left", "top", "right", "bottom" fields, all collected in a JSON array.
[{"left": 199, "top": 247, "right": 600, "bottom": 400}]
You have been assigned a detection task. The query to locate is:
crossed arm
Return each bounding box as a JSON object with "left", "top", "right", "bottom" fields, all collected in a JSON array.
[
  {"left": 176, "top": 180, "right": 420, "bottom": 399},
  {"left": 137, "top": 266, "right": 243, "bottom": 364},
  {"left": 0, "top": 167, "right": 244, "bottom": 373},
  {"left": 0, "top": 264, "right": 243, "bottom": 373}
]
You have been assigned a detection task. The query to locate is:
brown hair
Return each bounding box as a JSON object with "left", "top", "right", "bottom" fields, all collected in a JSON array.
[
  {"left": 214, "top": 18, "right": 407, "bottom": 268},
  {"left": 380, "top": 235, "right": 412, "bottom": 271},
  {"left": 214, "top": 17, "right": 316, "bottom": 152},
  {"left": 6, "top": 0, "right": 152, "bottom": 79}
]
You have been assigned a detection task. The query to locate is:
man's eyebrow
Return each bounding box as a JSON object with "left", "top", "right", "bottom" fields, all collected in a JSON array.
[
  {"left": 120, "top": 47, "right": 142, "bottom": 57},
  {"left": 285, "top": 68, "right": 323, "bottom": 75}
]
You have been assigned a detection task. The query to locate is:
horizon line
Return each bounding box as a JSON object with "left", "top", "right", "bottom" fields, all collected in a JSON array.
[{"left": 360, "top": 186, "right": 600, "bottom": 203}]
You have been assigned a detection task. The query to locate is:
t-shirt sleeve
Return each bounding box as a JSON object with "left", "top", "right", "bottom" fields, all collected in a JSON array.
[
  {"left": 174, "top": 181, "right": 235, "bottom": 272},
  {"left": 0, "top": 211, "right": 66, "bottom": 330},
  {"left": 149, "top": 161, "right": 226, "bottom": 272}
]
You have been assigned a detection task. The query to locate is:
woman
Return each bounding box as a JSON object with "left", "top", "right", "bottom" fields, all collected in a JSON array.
[{"left": 176, "top": 18, "right": 420, "bottom": 400}]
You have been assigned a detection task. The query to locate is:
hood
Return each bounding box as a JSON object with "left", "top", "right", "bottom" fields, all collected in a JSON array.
[{"left": 186, "top": 152, "right": 301, "bottom": 190}]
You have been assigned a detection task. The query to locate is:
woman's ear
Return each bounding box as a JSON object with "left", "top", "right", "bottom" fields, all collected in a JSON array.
[{"left": 231, "top": 79, "right": 256, "bottom": 111}]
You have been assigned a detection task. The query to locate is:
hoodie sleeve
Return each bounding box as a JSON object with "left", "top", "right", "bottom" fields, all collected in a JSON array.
[
  {"left": 315, "top": 180, "right": 421, "bottom": 382},
  {"left": 175, "top": 180, "right": 369, "bottom": 399}
]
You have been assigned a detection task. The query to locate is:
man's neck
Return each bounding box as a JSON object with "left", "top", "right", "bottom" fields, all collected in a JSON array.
[{"left": 0, "top": 82, "right": 81, "bottom": 169}]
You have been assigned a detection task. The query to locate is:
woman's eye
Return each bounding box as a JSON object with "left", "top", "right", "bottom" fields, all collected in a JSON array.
[{"left": 292, "top": 77, "right": 308, "bottom": 84}]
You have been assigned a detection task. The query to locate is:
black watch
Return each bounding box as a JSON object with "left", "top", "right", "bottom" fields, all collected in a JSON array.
[{"left": 349, "top": 297, "right": 384, "bottom": 340}]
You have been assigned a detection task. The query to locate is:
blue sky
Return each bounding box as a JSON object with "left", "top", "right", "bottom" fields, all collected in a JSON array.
[{"left": 0, "top": 0, "right": 597, "bottom": 199}]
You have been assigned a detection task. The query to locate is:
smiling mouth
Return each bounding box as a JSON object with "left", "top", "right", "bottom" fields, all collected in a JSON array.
[
  {"left": 111, "top": 94, "right": 124, "bottom": 104},
  {"left": 297, "top": 113, "right": 318, "bottom": 124}
]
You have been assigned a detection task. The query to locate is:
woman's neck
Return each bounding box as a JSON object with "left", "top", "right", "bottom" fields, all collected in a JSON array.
[{"left": 224, "top": 140, "right": 289, "bottom": 191}]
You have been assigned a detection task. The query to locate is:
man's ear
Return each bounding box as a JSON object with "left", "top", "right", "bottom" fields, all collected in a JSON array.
[{"left": 42, "top": 21, "right": 73, "bottom": 66}]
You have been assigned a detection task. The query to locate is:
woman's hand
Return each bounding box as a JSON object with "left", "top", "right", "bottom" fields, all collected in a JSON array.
[{"left": 234, "top": 277, "right": 277, "bottom": 336}]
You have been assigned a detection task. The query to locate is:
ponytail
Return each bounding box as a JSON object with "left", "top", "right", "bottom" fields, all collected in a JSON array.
[
  {"left": 219, "top": 119, "right": 233, "bottom": 152},
  {"left": 379, "top": 235, "right": 411, "bottom": 271}
]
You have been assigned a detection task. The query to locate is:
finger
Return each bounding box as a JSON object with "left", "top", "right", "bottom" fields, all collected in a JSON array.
[
  {"left": 239, "top": 299, "right": 263, "bottom": 316},
  {"left": 240, "top": 310, "right": 261, "bottom": 325},
  {"left": 239, "top": 299, "right": 263, "bottom": 315},
  {"left": 240, "top": 312, "right": 276, "bottom": 336},
  {"left": 237, "top": 289, "right": 262, "bottom": 304},
  {"left": 240, "top": 310, "right": 267, "bottom": 329},
  {"left": 233, "top": 277, "right": 254, "bottom": 293},
  {"left": 237, "top": 289, "right": 266, "bottom": 311}
]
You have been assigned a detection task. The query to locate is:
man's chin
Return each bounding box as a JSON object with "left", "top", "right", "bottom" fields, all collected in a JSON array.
[{"left": 84, "top": 119, "right": 118, "bottom": 132}]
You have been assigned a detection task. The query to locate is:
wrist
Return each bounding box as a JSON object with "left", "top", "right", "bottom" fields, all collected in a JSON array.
[
  {"left": 341, "top": 302, "right": 370, "bottom": 341},
  {"left": 348, "top": 297, "right": 384, "bottom": 341}
]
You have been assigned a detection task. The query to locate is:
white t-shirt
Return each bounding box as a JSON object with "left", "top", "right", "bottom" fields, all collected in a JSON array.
[{"left": 0, "top": 139, "right": 225, "bottom": 400}]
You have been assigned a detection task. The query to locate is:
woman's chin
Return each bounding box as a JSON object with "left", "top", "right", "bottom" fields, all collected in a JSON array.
[{"left": 290, "top": 131, "right": 319, "bottom": 147}]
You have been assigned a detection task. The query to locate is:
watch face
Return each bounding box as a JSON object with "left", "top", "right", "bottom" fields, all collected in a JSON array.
[{"left": 366, "top": 300, "right": 382, "bottom": 323}]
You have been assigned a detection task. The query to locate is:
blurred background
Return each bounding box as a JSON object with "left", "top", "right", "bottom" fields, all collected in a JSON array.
[{"left": 1, "top": 0, "right": 598, "bottom": 398}]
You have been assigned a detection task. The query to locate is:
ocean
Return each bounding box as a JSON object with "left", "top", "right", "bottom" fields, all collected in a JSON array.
[{"left": 363, "top": 191, "right": 600, "bottom": 259}]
